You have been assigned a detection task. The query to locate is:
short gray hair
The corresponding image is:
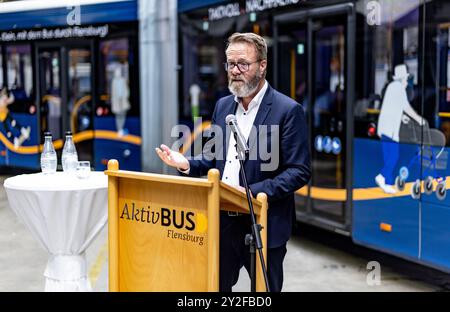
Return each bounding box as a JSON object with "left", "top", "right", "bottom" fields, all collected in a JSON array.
[{"left": 226, "top": 32, "right": 267, "bottom": 61}]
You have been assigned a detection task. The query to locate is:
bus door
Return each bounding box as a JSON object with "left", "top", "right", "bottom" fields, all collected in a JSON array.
[
  {"left": 275, "top": 4, "right": 355, "bottom": 233},
  {"left": 349, "top": 0, "right": 424, "bottom": 262},
  {"left": 418, "top": 8, "right": 450, "bottom": 269},
  {"left": 37, "top": 47, "right": 63, "bottom": 144},
  {"left": 37, "top": 42, "right": 94, "bottom": 165}
]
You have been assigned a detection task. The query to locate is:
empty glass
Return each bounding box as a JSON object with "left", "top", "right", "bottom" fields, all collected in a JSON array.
[{"left": 76, "top": 161, "right": 91, "bottom": 179}]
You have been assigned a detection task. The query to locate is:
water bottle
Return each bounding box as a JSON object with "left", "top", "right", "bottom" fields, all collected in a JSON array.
[
  {"left": 62, "top": 131, "right": 78, "bottom": 173},
  {"left": 41, "top": 132, "right": 57, "bottom": 174}
]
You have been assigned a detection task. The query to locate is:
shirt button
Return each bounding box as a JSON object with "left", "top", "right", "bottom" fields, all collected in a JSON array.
[
  {"left": 243, "top": 113, "right": 246, "bottom": 115},
  {"left": 228, "top": 161, "right": 231, "bottom": 163},
  {"left": 225, "top": 177, "right": 228, "bottom": 179}
]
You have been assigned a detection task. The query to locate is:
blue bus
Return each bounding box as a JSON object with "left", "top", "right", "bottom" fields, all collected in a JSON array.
[
  {"left": 3, "top": 0, "right": 450, "bottom": 276},
  {"left": 0, "top": 0, "right": 141, "bottom": 171},
  {"left": 178, "top": 0, "right": 450, "bottom": 273}
]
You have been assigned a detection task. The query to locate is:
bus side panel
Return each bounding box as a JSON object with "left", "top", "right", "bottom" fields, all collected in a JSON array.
[
  {"left": 353, "top": 197, "right": 419, "bottom": 258},
  {"left": 93, "top": 116, "right": 141, "bottom": 171},
  {"left": 420, "top": 144, "right": 450, "bottom": 270},
  {"left": 422, "top": 202, "right": 450, "bottom": 270},
  {"left": 3, "top": 114, "right": 39, "bottom": 170},
  {"left": 352, "top": 138, "right": 420, "bottom": 259},
  {"left": 94, "top": 140, "right": 140, "bottom": 171},
  {"left": 419, "top": 147, "right": 450, "bottom": 207}
]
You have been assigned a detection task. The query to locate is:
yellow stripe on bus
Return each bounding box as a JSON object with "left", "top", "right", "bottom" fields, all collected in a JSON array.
[
  {"left": 94, "top": 130, "right": 142, "bottom": 145},
  {"left": 296, "top": 176, "right": 450, "bottom": 201},
  {"left": 0, "top": 130, "right": 142, "bottom": 155},
  {"left": 0, "top": 133, "right": 40, "bottom": 154}
]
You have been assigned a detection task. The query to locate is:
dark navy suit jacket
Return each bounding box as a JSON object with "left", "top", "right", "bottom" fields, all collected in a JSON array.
[{"left": 186, "top": 84, "right": 311, "bottom": 248}]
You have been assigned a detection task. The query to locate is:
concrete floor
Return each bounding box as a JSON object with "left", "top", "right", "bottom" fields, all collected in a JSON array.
[
  {"left": 233, "top": 227, "right": 448, "bottom": 292},
  {"left": 1, "top": 174, "right": 449, "bottom": 292}
]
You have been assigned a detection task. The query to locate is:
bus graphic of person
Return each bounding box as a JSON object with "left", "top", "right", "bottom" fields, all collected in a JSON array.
[
  {"left": 0, "top": 87, "right": 31, "bottom": 149},
  {"left": 111, "top": 66, "right": 130, "bottom": 137},
  {"left": 375, "top": 64, "right": 424, "bottom": 194}
]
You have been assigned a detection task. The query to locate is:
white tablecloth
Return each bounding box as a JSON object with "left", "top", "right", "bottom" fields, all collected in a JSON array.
[{"left": 4, "top": 172, "right": 108, "bottom": 292}]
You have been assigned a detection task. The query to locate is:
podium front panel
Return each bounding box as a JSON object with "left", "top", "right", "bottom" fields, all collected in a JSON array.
[{"left": 117, "top": 177, "right": 209, "bottom": 291}]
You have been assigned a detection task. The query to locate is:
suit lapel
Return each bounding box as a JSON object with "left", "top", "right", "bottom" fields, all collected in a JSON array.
[
  {"left": 220, "top": 98, "right": 238, "bottom": 162},
  {"left": 248, "top": 85, "right": 273, "bottom": 152}
]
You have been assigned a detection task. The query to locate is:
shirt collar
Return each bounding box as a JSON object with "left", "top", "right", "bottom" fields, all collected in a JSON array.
[{"left": 234, "top": 80, "right": 268, "bottom": 112}]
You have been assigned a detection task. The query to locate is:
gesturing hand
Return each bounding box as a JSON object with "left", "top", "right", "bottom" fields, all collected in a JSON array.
[{"left": 155, "top": 144, "right": 190, "bottom": 171}]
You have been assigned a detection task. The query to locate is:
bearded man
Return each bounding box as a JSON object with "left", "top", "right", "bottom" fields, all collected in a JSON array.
[{"left": 156, "top": 32, "right": 310, "bottom": 292}]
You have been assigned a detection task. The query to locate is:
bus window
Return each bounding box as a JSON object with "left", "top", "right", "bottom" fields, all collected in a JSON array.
[
  {"left": 354, "top": 0, "right": 421, "bottom": 141},
  {"left": 448, "top": 42, "right": 450, "bottom": 103},
  {"left": 179, "top": 9, "right": 274, "bottom": 123},
  {"left": 2, "top": 45, "right": 34, "bottom": 152},
  {"left": 96, "top": 36, "right": 140, "bottom": 170},
  {"left": 68, "top": 48, "right": 92, "bottom": 133},
  {"left": 98, "top": 38, "right": 137, "bottom": 120},
  {"left": 38, "top": 48, "right": 61, "bottom": 140},
  {"left": 180, "top": 27, "right": 230, "bottom": 121},
  {"left": 6, "top": 45, "right": 33, "bottom": 104},
  {"left": 435, "top": 23, "right": 450, "bottom": 145}
]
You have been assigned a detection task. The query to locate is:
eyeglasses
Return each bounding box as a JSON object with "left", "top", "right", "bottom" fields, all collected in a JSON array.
[{"left": 224, "top": 60, "right": 260, "bottom": 73}]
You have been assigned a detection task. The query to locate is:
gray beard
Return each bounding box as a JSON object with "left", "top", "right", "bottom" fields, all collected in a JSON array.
[{"left": 228, "top": 71, "right": 262, "bottom": 98}]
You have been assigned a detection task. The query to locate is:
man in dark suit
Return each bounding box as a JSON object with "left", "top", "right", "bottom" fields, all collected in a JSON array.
[{"left": 156, "top": 32, "right": 310, "bottom": 292}]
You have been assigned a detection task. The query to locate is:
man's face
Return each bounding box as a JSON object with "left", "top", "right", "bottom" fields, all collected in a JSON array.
[{"left": 226, "top": 42, "right": 267, "bottom": 97}]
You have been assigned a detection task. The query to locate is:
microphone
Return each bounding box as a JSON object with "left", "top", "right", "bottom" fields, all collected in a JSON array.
[{"left": 226, "top": 114, "right": 249, "bottom": 155}]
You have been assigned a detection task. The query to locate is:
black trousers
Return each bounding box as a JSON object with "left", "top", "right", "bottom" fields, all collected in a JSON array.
[{"left": 219, "top": 213, "right": 287, "bottom": 292}]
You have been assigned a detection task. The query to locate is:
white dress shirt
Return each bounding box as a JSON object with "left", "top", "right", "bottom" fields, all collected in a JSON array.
[{"left": 222, "top": 80, "right": 268, "bottom": 187}]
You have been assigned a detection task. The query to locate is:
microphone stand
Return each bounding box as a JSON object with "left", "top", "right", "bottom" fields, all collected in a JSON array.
[{"left": 233, "top": 133, "right": 270, "bottom": 292}]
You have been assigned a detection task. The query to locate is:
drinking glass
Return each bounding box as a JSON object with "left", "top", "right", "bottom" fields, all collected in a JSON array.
[{"left": 76, "top": 161, "right": 91, "bottom": 179}]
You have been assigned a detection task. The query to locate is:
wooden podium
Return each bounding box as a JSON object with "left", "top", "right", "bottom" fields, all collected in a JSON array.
[{"left": 105, "top": 160, "right": 268, "bottom": 292}]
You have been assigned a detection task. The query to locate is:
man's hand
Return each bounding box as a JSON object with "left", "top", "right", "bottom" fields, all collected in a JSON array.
[{"left": 155, "top": 144, "right": 190, "bottom": 171}]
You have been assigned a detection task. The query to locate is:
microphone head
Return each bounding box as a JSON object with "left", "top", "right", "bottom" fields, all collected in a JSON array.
[{"left": 225, "top": 114, "right": 236, "bottom": 125}]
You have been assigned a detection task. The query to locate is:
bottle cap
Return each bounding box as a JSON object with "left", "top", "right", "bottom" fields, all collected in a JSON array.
[
  {"left": 65, "top": 131, "right": 72, "bottom": 136},
  {"left": 44, "top": 131, "right": 51, "bottom": 137}
]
